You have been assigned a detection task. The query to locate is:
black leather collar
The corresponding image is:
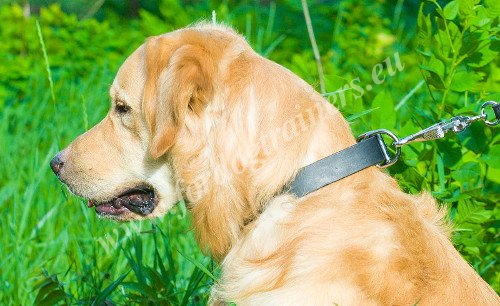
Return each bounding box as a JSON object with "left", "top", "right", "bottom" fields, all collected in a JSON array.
[{"left": 290, "top": 135, "right": 389, "bottom": 197}]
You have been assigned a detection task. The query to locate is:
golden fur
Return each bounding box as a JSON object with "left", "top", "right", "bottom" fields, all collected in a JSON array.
[{"left": 54, "top": 23, "right": 499, "bottom": 305}]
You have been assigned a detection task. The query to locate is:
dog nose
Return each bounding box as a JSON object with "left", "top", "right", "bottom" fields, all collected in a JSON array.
[{"left": 50, "top": 153, "right": 64, "bottom": 175}]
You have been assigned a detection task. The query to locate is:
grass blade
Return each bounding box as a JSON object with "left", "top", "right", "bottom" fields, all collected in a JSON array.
[
  {"left": 177, "top": 250, "right": 215, "bottom": 280},
  {"left": 92, "top": 270, "right": 130, "bottom": 306},
  {"left": 346, "top": 107, "right": 380, "bottom": 123}
]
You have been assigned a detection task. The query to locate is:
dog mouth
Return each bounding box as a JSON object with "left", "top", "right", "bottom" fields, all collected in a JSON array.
[{"left": 87, "top": 187, "right": 157, "bottom": 217}]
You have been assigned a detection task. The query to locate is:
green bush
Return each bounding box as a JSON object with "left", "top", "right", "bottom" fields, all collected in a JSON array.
[
  {"left": 414, "top": 0, "right": 499, "bottom": 285},
  {"left": 0, "top": 0, "right": 498, "bottom": 304}
]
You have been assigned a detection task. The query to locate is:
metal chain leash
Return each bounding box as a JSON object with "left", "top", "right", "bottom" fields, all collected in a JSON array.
[{"left": 357, "top": 101, "right": 500, "bottom": 168}]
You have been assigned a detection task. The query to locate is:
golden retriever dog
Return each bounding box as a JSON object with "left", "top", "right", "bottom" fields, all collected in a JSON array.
[{"left": 51, "top": 23, "right": 499, "bottom": 305}]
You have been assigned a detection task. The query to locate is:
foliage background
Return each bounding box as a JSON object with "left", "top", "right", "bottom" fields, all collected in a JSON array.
[{"left": 0, "top": 0, "right": 498, "bottom": 304}]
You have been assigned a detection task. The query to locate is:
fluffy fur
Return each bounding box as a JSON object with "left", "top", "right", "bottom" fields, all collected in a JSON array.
[{"left": 53, "top": 23, "right": 499, "bottom": 305}]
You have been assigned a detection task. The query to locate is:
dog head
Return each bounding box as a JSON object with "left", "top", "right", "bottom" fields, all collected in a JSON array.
[
  {"left": 50, "top": 41, "right": 173, "bottom": 221},
  {"left": 50, "top": 24, "right": 252, "bottom": 222}
]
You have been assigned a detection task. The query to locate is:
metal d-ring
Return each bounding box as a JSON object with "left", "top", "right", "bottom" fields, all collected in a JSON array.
[
  {"left": 357, "top": 129, "right": 401, "bottom": 168},
  {"left": 481, "top": 101, "right": 500, "bottom": 126}
]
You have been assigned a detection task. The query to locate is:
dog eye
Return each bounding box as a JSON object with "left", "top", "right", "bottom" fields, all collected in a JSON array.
[{"left": 115, "top": 102, "right": 131, "bottom": 114}]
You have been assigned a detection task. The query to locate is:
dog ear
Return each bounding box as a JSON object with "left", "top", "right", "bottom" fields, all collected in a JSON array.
[{"left": 143, "top": 36, "right": 214, "bottom": 159}]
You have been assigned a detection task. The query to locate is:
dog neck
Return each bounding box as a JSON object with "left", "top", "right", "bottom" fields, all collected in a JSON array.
[{"left": 177, "top": 102, "right": 358, "bottom": 260}]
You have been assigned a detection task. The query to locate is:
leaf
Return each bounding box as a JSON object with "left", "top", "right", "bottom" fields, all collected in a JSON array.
[
  {"left": 451, "top": 161, "right": 481, "bottom": 184},
  {"left": 458, "top": 123, "right": 488, "bottom": 153},
  {"left": 463, "top": 246, "right": 480, "bottom": 256},
  {"left": 177, "top": 250, "right": 215, "bottom": 280},
  {"left": 35, "top": 280, "right": 60, "bottom": 305},
  {"left": 465, "top": 40, "right": 499, "bottom": 68},
  {"left": 437, "top": 153, "right": 446, "bottom": 191},
  {"left": 443, "top": 1, "right": 459, "bottom": 20},
  {"left": 401, "top": 167, "right": 425, "bottom": 190},
  {"left": 417, "top": 3, "right": 433, "bottom": 48},
  {"left": 437, "top": 140, "right": 462, "bottom": 167},
  {"left": 485, "top": 0, "right": 500, "bottom": 18},
  {"left": 471, "top": 6, "right": 492, "bottom": 27},
  {"left": 458, "top": 0, "right": 477, "bottom": 18},
  {"left": 179, "top": 261, "right": 209, "bottom": 306},
  {"left": 38, "top": 289, "right": 67, "bottom": 306},
  {"left": 457, "top": 200, "right": 493, "bottom": 224},
  {"left": 121, "top": 281, "right": 158, "bottom": 298},
  {"left": 143, "top": 267, "right": 165, "bottom": 291},
  {"left": 426, "top": 57, "right": 446, "bottom": 79},
  {"left": 371, "top": 90, "right": 395, "bottom": 128},
  {"left": 92, "top": 270, "right": 130, "bottom": 306},
  {"left": 433, "top": 18, "right": 461, "bottom": 57},
  {"left": 420, "top": 65, "right": 446, "bottom": 89},
  {"left": 479, "top": 145, "right": 500, "bottom": 168},
  {"left": 450, "top": 70, "right": 483, "bottom": 92},
  {"left": 460, "top": 31, "right": 484, "bottom": 56},
  {"left": 439, "top": 188, "right": 471, "bottom": 202},
  {"left": 156, "top": 225, "right": 177, "bottom": 285},
  {"left": 32, "top": 276, "right": 54, "bottom": 292}
]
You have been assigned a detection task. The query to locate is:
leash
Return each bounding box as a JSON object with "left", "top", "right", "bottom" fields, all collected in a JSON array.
[{"left": 290, "top": 101, "right": 500, "bottom": 198}]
